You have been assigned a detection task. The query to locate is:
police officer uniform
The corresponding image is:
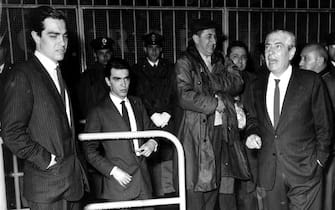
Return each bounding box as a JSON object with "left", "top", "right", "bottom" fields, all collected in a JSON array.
[
  {"left": 77, "top": 37, "right": 114, "bottom": 120},
  {"left": 131, "top": 32, "right": 177, "bottom": 196}
]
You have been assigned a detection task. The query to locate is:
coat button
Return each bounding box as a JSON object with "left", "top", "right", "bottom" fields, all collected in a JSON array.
[
  {"left": 197, "top": 81, "right": 201, "bottom": 85},
  {"left": 202, "top": 119, "right": 206, "bottom": 123},
  {"left": 204, "top": 139, "right": 207, "bottom": 142}
]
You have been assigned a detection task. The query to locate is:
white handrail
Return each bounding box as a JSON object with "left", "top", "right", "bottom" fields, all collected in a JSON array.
[
  {"left": 78, "top": 130, "right": 186, "bottom": 210},
  {"left": 0, "top": 137, "right": 7, "bottom": 210}
]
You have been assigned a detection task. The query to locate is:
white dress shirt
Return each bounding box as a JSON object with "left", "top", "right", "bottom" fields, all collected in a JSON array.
[
  {"left": 266, "top": 65, "right": 292, "bottom": 126},
  {"left": 0, "top": 63, "right": 4, "bottom": 74},
  {"left": 34, "top": 51, "right": 71, "bottom": 126},
  {"left": 109, "top": 93, "right": 140, "bottom": 153},
  {"left": 147, "top": 58, "right": 159, "bottom": 67}
]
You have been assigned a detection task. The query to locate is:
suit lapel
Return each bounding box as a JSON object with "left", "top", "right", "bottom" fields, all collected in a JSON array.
[
  {"left": 31, "top": 57, "right": 69, "bottom": 122},
  {"left": 256, "top": 74, "right": 274, "bottom": 131},
  {"left": 129, "top": 97, "right": 145, "bottom": 146},
  {"left": 276, "top": 68, "right": 301, "bottom": 130}
]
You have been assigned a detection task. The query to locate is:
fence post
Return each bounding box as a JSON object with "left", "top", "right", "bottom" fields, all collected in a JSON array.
[{"left": 0, "top": 137, "right": 7, "bottom": 210}]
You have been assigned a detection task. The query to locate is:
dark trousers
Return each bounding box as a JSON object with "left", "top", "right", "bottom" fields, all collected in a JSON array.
[
  {"left": 28, "top": 199, "right": 81, "bottom": 210},
  {"left": 186, "top": 189, "right": 218, "bottom": 210},
  {"left": 261, "top": 161, "right": 323, "bottom": 210},
  {"left": 237, "top": 180, "right": 258, "bottom": 210},
  {"left": 324, "top": 155, "right": 335, "bottom": 210},
  {"left": 219, "top": 193, "right": 237, "bottom": 210}
]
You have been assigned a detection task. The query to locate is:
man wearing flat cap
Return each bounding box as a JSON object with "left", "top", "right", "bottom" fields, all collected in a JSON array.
[
  {"left": 175, "top": 19, "right": 247, "bottom": 210},
  {"left": 131, "top": 32, "right": 177, "bottom": 198},
  {"left": 77, "top": 37, "right": 114, "bottom": 120}
]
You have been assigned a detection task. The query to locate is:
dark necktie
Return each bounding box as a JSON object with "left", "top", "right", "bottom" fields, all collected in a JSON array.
[
  {"left": 121, "top": 101, "right": 131, "bottom": 130},
  {"left": 56, "top": 65, "right": 66, "bottom": 103},
  {"left": 273, "top": 79, "right": 280, "bottom": 128}
]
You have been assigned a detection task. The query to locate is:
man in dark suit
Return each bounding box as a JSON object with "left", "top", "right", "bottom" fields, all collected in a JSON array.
[
  {"left": 0, "top": 6, "right": 88, "bottom": 210},
  {"left": 131, "top": 32, "right": 177, "bottom": 197},
  {"left": 245, "top": 30, "right": 333, "bottom": 210},
  {"left": 299, "top": 43, "right": 335, "bottom": 210},
  {"left": 83, "top": 58, "right": 157, "bottom": 209}
]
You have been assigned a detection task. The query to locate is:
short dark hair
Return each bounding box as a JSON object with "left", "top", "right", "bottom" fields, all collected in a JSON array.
[
  {"left": 29, "top": 6, "right": 67, "bottom": 36},
  {"left": 227, "top": 40, "right": 248, "bottom": 57},
  {"left": 104, "top": 58, "right": 130, "bottom": 78}
]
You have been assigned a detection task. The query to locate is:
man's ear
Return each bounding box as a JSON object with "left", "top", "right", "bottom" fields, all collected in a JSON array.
[
  {"left": 316, "top": 56, "right": 325, "bottom": 67},
  {"left": 105, "top": 77, "right": 111, "bottom": 87},
  {"left": 192, "top": 34, "right": 199, "bottom": 45},
  {"left": 31, "top": 31, "right": 40, "bottom": 46},
  {"left": 288, "top": 47, "right": 296, "bottom": 61}
]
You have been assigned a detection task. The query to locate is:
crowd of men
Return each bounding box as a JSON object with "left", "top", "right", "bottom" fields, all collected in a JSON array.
[{"left": 0, "top": 5, "right": 335, "bottom": 210}]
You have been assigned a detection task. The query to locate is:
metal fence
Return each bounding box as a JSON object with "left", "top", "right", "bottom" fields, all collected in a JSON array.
[
  {"left": 1, "top": 0, "right": 335, "bottom": 209},
  {"left": 78, "top": 130, "right": 186, "bottom": 210}
]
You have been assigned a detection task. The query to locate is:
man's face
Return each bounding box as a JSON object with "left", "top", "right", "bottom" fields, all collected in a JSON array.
[
  {"left": 32, "top": 17, "right": 68, "bottom": 63},
  {"left": 105, "top": 68, "right": 130, "bottom": 99},
  {"left": 299, "top": 48, "right": 319, "bottom": 72},
  {"left": 264, "top": 32, "right": 296, "bottom": 76},
  {"left": 144, "top": 45, "right": 162, "bottom": 62},
  {"left": 327, "top": 44, "right": 335, "bottom": 62},
  {"left": 95, "top": 49, "right": 112, "bottom": 66},
  {"left": 229, "top": 46, "right": 248, "bottom": 71},
  {"left": 193, "top": 28, "right": 217, "bottom": 57}
]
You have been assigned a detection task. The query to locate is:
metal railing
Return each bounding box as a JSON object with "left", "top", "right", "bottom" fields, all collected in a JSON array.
[
  {"left": 0, "top": 137, "right": 8, "bottom": 210},
  {"left": 78, "top": 130, "right": 186, "bottom": 210}
]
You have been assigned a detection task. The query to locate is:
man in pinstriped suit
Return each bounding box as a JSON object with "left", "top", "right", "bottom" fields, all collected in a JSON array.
[{"left": 0, "top": 6, "right": 88, "bottom": 210}]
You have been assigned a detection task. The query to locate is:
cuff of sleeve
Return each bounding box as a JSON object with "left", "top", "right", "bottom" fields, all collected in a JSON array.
[
  {"left": 110, "top": 166, "right": 117, "bottom": 176},
  {"left": 148, "top": 139, "right": 158, "bottom": 152}
]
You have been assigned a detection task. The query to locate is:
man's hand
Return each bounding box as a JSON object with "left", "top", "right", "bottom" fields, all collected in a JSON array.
[
  {"left": 235, "top": 103, "right": 246, "bottom": 129},
  {"left": 160, "top": 112, "right": 171, "bottom": 128},
  {"left": 151, "top": 113, "right": 163, "bottom": 127},
  {"left": 136, "top": 139, "right": 157, "bottom": 157},
  {"left": 46, "top": 154, "right": 57, "bottom": 169},
  {"left": 111, "top": 167, "right": 132, "bottom": 188},
  {"left": 246, "top": 134, "right": 262, "bottom": 149}
]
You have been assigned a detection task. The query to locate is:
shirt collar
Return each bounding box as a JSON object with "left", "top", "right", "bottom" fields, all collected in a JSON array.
[
  {"left": 0, "top": 63, "right": 4, "bottom": 74},
  {"left": 147, "top": 58, "right": 159, "bottom": 67},
  {"left": 269, "top": 65, "right": 292, "bottom": 82},
  {"left": 109, "top": 92, "right": 129, "bottom": 105},
  {"left": 34, "top": 51, "right": 58, "bottom": 71}
]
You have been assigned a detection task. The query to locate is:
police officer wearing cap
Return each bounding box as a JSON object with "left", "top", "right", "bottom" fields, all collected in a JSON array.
[
  {"left": 77, "top": 37, "right": 114, "bottom": 120},
  {"left": 175, "top": 19, "right": 245, "bottom": 210},
  {"left": 131, "top": 32, "right": 177, "bottom": 197}
]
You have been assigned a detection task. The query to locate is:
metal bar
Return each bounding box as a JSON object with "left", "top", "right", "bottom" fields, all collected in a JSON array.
[
  {"left": 78, "top": 130, "right": 186, "bottom": 210},
  {"left": 0, "top": 138, "right": 7, "bottom": 210},
  {"left": 119, "top": 10, "right": 125, "bottom": 59},
  {"left": 5, "top": 8, "right": 14, "bottom": 64},
  {"left": 77, "top": 7, "right": 87, "bottom": 72},
  {"left": 132, "top": 0, "right": 138, "bottom": 64},
  {"left": 21, "top": 8, "right": 28, "bottom": 61},
  {"left": 173, "top": 10, "right": 176, "bottom": 63},
  {"left": 13, "top": 155, "right": 21, "bottom": 209}
]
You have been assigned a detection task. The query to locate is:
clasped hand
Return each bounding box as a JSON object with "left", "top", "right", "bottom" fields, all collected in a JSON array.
[{"left": 136, "top": 139, "right": 157, "bottom": 157}]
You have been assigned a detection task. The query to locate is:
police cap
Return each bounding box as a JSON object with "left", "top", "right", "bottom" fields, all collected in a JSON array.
[
  {"left": 143, "top": 32, "right": 163, "bottom": 47},
  {"left": 90, "top": 37, "right": 114, "bottom": 51}
]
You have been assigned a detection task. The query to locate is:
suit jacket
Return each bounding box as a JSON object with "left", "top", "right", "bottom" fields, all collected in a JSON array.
[
  {"left": 0, "top": 56, "right": 87, "bottom": 203},
  {"left": 83, "top": 96, "right": 154, "bottom": 201},
  {"left": 245, "top": 67, "right": 333, "bottom": 190}
]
